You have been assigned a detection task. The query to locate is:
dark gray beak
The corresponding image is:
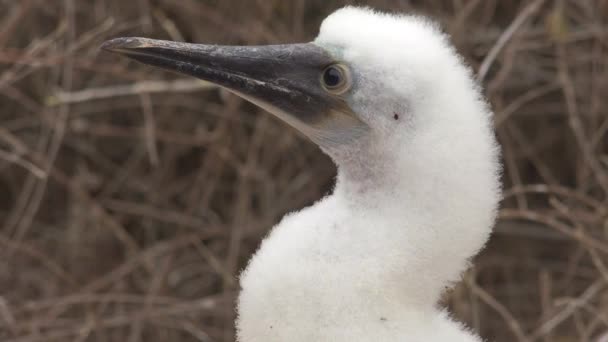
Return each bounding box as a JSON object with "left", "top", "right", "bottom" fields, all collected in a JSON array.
[{"left": 101, "top": 37, "right": 367, "bottom": 147}]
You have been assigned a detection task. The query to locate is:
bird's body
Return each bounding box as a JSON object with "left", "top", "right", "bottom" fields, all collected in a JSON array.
[
  {"left": 104, "top": 6, "right": 501, "bottom": 342},
  {"left": 238, "top": 194, "right": 483, "bottom": 341}
]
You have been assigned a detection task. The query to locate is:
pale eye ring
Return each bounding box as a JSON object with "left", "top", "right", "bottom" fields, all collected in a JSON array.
[{"left": 321, "top": 64, "right": 352, "bottom": 94}]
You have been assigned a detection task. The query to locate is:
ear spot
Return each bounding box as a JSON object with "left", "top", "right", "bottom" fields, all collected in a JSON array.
[{"left": 393, "top": 113, "right": 400, "bottom": 120}]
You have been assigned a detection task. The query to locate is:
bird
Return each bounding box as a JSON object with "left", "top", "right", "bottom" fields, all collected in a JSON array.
[{"left": 102, "top": 6, "right": 501, "bottom": 342}]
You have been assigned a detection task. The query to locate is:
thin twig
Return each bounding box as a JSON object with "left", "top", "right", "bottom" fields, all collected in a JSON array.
[
  {"left": 51, "top": 79, "right": 216, "bottom": 105},
  {"left": 477, "top": 0, "right": 546, "bottom": 82}
]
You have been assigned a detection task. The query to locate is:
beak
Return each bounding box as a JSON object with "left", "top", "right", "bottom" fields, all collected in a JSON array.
[{"left": 101, "top": 37, "right": 367, "bottom": 147}]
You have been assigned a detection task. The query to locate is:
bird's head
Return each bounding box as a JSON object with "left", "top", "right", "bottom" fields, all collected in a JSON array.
[
  {"left": 103, "top": 9, "right": 502, "bottom": 300},
  {"left": 102, "top": 7, "right": 499, "bottom": 190}
]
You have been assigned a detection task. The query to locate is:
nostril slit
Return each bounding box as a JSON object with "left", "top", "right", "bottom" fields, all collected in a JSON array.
[{"left": 393, "top": 113, "right": 400, "bottom": 120}]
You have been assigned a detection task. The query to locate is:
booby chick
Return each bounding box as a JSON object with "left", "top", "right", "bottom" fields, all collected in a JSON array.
[{"left": 102, "top": 6, "right": 501, "bottom": 342}]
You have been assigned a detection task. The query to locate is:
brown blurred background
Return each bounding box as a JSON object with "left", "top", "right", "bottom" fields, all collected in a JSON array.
[{"left": 1, "top": 0, "right": 607, "bottom": 341}]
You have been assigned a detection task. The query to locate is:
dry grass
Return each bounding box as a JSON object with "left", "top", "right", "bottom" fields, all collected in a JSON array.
[{"left": 1, "top": 0, "right": 607, "bottom": 341}]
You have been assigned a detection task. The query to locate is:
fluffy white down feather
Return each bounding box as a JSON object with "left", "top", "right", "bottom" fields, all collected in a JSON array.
[{"left": 237, "top": 6, "right": 501, "bottom": 342}]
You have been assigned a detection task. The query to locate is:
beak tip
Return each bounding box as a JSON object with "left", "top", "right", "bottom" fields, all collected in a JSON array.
[{"left": 100, "top": 37, "right": 149, "bottom": 53}]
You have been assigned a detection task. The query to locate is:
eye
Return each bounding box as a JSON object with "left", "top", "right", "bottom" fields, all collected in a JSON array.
[{"left": 321, "top": 64, "right": 351, "bottom": 94}]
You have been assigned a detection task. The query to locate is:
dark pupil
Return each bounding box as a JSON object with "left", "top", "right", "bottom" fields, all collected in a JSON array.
[{"left": 323, "top": 67, "right": 342, "bottom": 87}]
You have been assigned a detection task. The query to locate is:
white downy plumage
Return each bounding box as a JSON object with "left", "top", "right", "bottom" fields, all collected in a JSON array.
[
  {"left": 102, "top": 5, "right": 502, "bottom": 342},
  {"left": 236, "top": 7, "right": 502, "bottom": 342}
]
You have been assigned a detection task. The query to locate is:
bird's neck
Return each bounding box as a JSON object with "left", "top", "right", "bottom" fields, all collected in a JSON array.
[
  {"left": 335, "top": 151, "right": 398, "bottom": 197},
  {"left": 324, "top": 129, "right": 500, "bottom": 309},
  {"left": 330, "top": 135, "right": 416, "bottom": 205}
]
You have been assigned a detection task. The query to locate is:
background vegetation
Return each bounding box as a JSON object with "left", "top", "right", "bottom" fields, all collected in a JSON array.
[{"left": 1, "top": 0, "right": 607, "bottom": 341}]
